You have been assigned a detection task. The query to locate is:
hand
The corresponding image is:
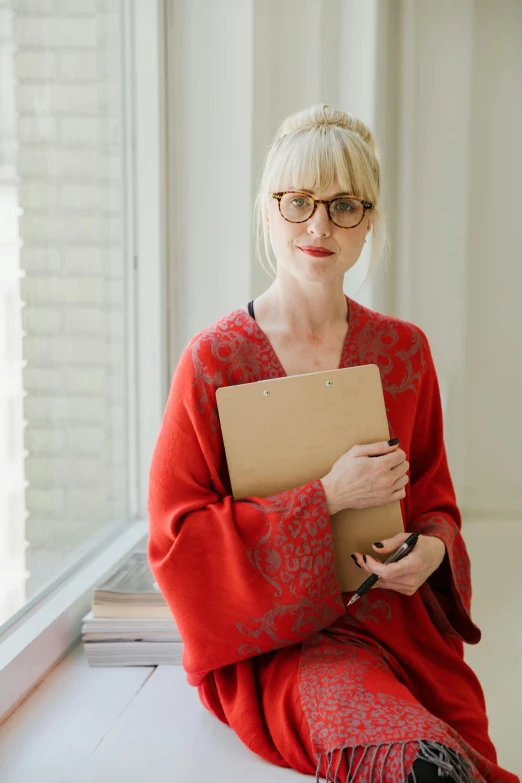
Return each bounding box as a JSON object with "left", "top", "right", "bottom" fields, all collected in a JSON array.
[
  {"left": 352, "top": 532, "right": 446, "bottom": 596},
  {"left": 321, "top": 440, "right": 409, "bottom": 516}
]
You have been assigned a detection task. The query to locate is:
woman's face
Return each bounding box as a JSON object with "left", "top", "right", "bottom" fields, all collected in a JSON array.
[{"left": 266, "top": 181, "right": 372, "bottom": 282}]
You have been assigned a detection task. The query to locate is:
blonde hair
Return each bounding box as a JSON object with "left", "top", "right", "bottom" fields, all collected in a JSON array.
[{"left": 253, "top": 104, "right": 390, "bottom": 287}]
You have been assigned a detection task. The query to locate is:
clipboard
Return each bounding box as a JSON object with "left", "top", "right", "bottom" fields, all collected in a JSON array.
[{"left": 216, "top": 364, "right": 405, "bottom": 593}]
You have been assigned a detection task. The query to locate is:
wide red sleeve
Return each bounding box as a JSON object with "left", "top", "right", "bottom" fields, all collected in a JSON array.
[
  {"left": 407, "top": 328, "right": 481, "bottom": 645},
  {"left": 147, "top": 337, "right": 345, "bottom": 684}
]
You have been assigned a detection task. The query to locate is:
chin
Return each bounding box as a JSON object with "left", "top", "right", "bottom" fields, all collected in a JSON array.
[{"left": 300, "top": 267, "right": 340, "bottom": 283}]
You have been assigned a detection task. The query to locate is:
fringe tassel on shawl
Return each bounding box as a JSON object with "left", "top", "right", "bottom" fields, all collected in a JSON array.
[{"left": 315, "top": 739, "right": 480, "bottom": 783}]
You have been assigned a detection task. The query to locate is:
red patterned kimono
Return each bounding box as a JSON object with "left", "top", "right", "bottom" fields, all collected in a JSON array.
[{"left": 147, "top": 295, "right": 519, "bottom": 783}]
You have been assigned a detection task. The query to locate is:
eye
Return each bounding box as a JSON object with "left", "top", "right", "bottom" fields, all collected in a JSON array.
[
  {"left": 289, "top": 195, "right": 313, "bottom": 208},
  {"left": 333, "top": 198, "right": 357, "bottom": 212}
]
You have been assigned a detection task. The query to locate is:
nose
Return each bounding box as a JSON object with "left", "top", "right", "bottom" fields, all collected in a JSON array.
[{"left": 307, "top": 202, "right": 331, "bottom": 233}]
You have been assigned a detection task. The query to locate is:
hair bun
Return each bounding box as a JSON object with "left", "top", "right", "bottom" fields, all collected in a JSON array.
[{"left": 277, "top": 103, "right": 379, "bottom": 159}]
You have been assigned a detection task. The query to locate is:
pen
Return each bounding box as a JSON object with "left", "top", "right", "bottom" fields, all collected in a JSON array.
[{"left": 346, "top": 531, "right": 421, "bottom": 607}]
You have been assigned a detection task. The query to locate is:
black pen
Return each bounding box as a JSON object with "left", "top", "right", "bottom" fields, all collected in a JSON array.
[{"left": 346, "top": 531, "right": 421, "bottom": 606}]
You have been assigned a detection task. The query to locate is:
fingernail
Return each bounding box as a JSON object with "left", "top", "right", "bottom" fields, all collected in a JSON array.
[
  {"left": 373, "top": 542, "right": 384, "bottom": 548},
  {"left": 350, "top": 553, "right": 361, "bottom": 569},
  {"left": 363, "top": 554, "right": 367, "bottom": 563},
  {"left": 388, "top": 438, "right": 400, "bottom": 446}
]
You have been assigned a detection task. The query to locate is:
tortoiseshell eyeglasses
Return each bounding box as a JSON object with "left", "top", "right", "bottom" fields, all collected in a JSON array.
[{"left": 272, "top": 191, "right": 373, "bottom": 229}]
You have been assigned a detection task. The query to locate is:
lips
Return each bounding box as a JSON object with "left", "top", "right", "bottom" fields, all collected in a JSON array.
[{"left": 299, "top": 246, "right": 334, "bottom": 256}]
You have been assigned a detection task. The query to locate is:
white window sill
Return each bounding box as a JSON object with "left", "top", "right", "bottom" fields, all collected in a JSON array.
[
  {"left": 0, "top": 640, "right": 307, "bottom": 783},
  {"left": 0, "top": 520, "right": 148, "bottom": 725}
]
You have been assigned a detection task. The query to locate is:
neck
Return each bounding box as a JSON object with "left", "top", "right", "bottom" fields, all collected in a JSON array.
[{"left": 259, "top": 280, "right": 348, "bottom": 341}]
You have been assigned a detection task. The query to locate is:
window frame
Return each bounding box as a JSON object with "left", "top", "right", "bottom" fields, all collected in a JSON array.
[{"left": 0, "top": 0, "right": 167, "bottom": 724}]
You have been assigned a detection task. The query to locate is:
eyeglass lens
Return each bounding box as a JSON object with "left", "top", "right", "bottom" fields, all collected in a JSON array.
[{"left": 280, "top": 192, "right": 364, "bottom": 228}]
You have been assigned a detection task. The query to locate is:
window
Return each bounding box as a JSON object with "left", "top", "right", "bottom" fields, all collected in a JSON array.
[{"left": 0, "top": 2, "right": 138, "bottom": 633}]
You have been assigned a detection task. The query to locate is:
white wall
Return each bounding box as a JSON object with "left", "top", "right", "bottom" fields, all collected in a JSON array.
[
  {"left": 164, "top": 0, "right": 254, "bottom": 368},
  {"left": 464, "top": 0, "right": 522, "bottom": 516}
]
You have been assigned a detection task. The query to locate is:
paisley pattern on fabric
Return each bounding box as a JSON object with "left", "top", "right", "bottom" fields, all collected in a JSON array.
[
  {"left": 299, "top": 627, "right": 501, "bottom": 782},
  {"left": 236, "top": 480, "right": 344, "bottom": 654}
]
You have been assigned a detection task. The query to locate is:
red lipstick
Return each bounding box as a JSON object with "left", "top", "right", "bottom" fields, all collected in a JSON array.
[{"left": 299, "top": 246, "right": 334, "bottom": 257}]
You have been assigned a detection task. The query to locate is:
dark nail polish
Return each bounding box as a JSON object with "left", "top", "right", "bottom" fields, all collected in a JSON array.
[
  {"left": 373, "top": 542, "right": 384, "bottom": 548},
  {"left": 350, "top": 554, "right": 361, "bottom": 569},
  {"left": 363, "top": 554, "right": 367, "bottom": 563},
  {"left": 388, "top": 438, "right": 400, "bottom": 446}
]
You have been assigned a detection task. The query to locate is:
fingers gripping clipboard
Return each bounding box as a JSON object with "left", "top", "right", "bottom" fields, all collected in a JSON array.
[{"left": 215, "top": 364, "right": 405, "bottom": 593}]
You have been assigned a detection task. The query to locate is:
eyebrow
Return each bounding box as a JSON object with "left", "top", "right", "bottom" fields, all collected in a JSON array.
[{"left": 292, "top": 188, "right": 353, "bottom": 199}]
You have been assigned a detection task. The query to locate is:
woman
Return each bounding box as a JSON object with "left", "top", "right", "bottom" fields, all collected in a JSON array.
[{"left": 147, "top": 105, "right": 519, "bottom": 783}]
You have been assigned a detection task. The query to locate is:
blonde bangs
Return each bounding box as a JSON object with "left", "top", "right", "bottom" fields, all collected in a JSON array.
[{"left": 267, "top": 127, "right": 376, "bottom": 204}]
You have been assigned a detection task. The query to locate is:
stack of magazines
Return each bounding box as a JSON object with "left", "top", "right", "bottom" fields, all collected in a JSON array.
[{"left": 81, "top": 549, "right": 183, "bottom": 667}]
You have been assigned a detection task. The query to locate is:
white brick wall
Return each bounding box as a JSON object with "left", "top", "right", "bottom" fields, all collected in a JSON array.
[
  {"left": 5, "top": 1, "right": 128, "bottom": 597},
  {"left": 22, "top": 306, "right": 63, "bottom": 333},
  {"left": 0, "top": 1, "right": 29, "bottom": 625},
  {"left": 20, "top": 247, "right": 61, "bottom": 273}
]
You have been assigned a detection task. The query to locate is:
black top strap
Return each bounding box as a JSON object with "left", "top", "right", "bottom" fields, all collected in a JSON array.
[{"left": 247, "top": 300, "right": 255, "bottom": 320}]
